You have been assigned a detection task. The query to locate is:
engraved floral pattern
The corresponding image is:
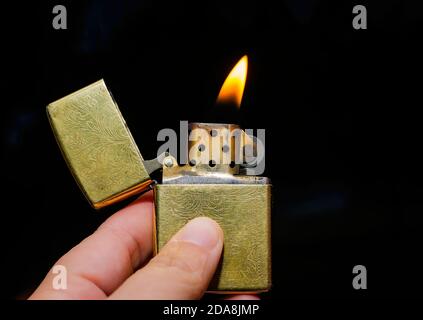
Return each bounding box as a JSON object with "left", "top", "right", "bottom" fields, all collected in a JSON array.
[
  {"left": 48, "top": 81, "right": 149, "bottom": 204},
  {"left": 155, "top": 184, "right": 271, "bottom": 291}
]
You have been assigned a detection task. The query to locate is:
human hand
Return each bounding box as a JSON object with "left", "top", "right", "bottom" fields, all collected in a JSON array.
[{"left": 29, "top": 191, "right": 258, "bottom": 300}]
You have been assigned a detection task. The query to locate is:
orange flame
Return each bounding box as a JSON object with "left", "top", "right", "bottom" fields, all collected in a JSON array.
[{"left": 216, "top": 55, "right": 248, "bottom": 108}]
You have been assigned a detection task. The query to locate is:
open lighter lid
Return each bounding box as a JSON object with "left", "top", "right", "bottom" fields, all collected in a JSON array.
[{"left": 47, "top": 79, "right": 155, "bottom": 209}]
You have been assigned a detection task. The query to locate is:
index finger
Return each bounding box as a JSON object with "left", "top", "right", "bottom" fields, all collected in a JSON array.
[{"left": 30, "top": 191, "right": 154, "bottom": 299}]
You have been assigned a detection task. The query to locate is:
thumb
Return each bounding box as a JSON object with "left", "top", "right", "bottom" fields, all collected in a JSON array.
[{"left": 109, "top": 217, "right": 224, "bottom": 300}]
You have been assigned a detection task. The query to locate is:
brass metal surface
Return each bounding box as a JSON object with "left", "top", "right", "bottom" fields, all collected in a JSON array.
[
  {"left": 161, "top": 155, "right": 269, "bottom": 185},
  {"left": 47, "top": 80, "right": 151, "bottom": 208},
  {"left": 155, "top": 184, "right": 272, "bottom": 292},
  {"left": 46, "top": 81, "right": 272, "bottom": 293},
  {"left": 188, "top": 123, "right": 241, "bottom": 172},
  {"left": 187, "top": 122, "right": 255, "bottom": 171}
]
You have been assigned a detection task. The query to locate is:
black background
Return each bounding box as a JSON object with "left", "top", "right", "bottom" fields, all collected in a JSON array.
[{"left": 2, "top": 0, "right": 423, "bottom": 299}]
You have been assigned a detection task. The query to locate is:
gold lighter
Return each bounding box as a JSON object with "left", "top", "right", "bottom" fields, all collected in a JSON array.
[{"left": 47, "top": 56, "right": 271, "bottom": 293}]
